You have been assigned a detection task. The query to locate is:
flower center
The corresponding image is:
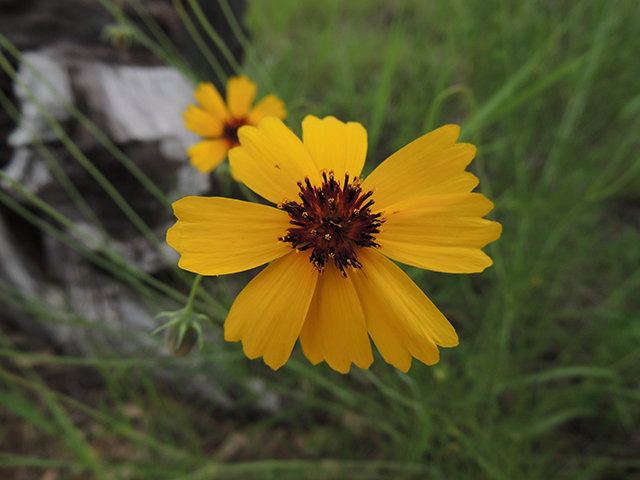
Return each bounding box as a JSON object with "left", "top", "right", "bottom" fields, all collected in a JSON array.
[
  {"left": 223, "top": 117, "right": 248, "bottom": 146},
  {"left": 278, "top": 171, "right": 385, "bottom": 276}
]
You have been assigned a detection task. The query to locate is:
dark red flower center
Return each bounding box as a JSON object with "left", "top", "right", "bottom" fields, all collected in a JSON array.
[
  {"left": 223, "top": 117, "right": 249, "bottom": 146},
  {"left": 278, "top": 171, "right": 385, "bottom": 276}
]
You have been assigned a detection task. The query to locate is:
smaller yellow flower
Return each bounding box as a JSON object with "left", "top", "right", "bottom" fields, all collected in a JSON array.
[{"left": 184, "top": 76, "right": 287, "bottom": 173}]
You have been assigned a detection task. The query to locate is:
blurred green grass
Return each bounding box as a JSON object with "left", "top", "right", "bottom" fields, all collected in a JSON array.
[{"left": 1, "top": 0, "right": 640, "bottom": 479}]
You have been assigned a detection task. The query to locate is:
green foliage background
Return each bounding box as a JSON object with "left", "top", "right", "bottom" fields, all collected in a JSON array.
[{"left": 1, "top": 0, "right": 640, "bottom": 478}]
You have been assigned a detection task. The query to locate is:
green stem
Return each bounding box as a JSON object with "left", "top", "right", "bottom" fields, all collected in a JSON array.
[
  {"left": 174, "top": 0, "right": 228, "bottom": 84},
  {"left": 184, "top": 274, "right": 203, "bottom": 315},
  {"left": 424, "top": 84, "right": 478, "bottom": 136}
]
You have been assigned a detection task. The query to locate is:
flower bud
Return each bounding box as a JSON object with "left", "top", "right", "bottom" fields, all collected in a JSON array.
[{"left": 165, "top": 323, "right": 199, "bottom": 357}]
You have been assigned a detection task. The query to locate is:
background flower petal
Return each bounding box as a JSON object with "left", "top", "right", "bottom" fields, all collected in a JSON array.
[
  {"left": 351, "top": 249, "right": 458, "bottom": 371},
  {"left": 377, "top": 193, "right": 502, "bottom": 272},
  {"left": 301, "top": 115, "right": 367, "bottom": 180},
  {"left": 230, "top": 117, "right": 322, "bottom": 204},
  {"left": 361, "top": 125, "right": 478, "bottom": 211},
  {"left": 247, "top": 94, "right": 287, "bottom": 125},
  {"left": 224, "top": 252, "right": 318, "bottom": 370},
  {"left": 299, "top": 264, "right": 373, "bottom": 373},
  {"left": 187, "top": 139, "right": 229, "bottom": 173},
  {"left": 226, "top": 76, "right": 258, "bottom": 119},
  {"left": 184, "top": 105, "right": 224, "bottom": 138},
  {"left": 167, "top": 196, "right": 290, "bottom": 275},
  {"left": 194, "top": 82, "right": 229, "bottom": 121}
]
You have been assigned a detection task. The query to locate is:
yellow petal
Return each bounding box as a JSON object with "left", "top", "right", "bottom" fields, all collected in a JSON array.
[
  {"left": 224, "top": 252, "right": 319, "bottom": 370},
  {"left": 184, "top": 105, "right": 224, "bottom": 138},
  {"left": 187, "top": 139, "right": 230, "bottom": 173},
  {"left": 247, "top": 94, "right": 287, "bottom": 125},
  {"left": 229, "top": 117, "right": 322, "bottom": 204},
  {"left": 301, "top": 115, "right": 367, "bottom": 180},
  {"left": 194, "top": 82, "right": 229, "bottom": 121},
  {"left": 380, "top": 242, "right": 495, "bottom": 274},
  {"left": 351, "top": 248, "right": 458, "bottom": 371},
  {"left": 226, "top": 76, "right": 257, "bottom": 119},
  {"left": 377, "top": 193, "right": 502, "bottom": 273},
  {"left": 166, "top": 196, "right": 290, "bottom": 275},
  {"left": 362, "top": 125, "right": 478, "bottom": 211},
  {"left": 299, "top": 263, "right": 373, "bottom": 373}
]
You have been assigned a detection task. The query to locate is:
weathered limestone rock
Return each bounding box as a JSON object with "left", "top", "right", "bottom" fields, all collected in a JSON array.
[
  {"left": 0, "top": 0, "right": 254, "bottom": 407},
  {"left": 1, "top": 47, "right": 212, "bottom": 362}
]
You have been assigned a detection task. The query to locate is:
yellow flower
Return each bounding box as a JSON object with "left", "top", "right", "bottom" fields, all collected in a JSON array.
[
  {"left": 183, "top": 76, "right": 287, "bottom": 173},
  {"left": 167, "top": 116, "right": 502, "bottom": 373}
]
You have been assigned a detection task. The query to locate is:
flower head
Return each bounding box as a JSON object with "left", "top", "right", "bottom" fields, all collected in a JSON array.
[
  {"left": 167, "top": 116, "right": 502, "bottom": 373},
  {"left": 183, "top": 76, "right": 287, "bottom": 173}
]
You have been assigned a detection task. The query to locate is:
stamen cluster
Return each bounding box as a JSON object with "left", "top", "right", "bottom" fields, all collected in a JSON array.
[
  {"left": 279, "top": 171, "right": 384, "bottom": 276},
  {"left": 223, "top": 117, "right": 248, "bottom": 146}
]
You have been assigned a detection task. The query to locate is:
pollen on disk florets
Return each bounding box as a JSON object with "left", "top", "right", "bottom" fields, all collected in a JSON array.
[{"left": 278, "top": 171, "right": 385, "bottom": 276}]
